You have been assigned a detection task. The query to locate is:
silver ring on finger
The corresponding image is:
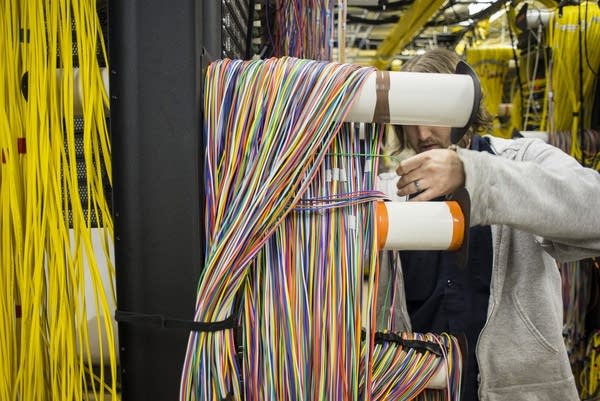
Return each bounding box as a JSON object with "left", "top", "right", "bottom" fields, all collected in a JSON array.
[{"left": 414, "top": 179, "right": 421, "bottom": 192}]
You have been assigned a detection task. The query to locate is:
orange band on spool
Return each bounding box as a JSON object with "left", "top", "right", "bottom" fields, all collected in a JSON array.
[
  {"left": 375, "top": 201, "right": 389, "bottom": 250},
  {"left": 446, "top": 201, "right": 464, "bottom": 251}
]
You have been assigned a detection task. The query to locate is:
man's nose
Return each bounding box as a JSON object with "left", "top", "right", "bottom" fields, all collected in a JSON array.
[{"left": 417, "top": 126, "right": 433, "bottom": 141}]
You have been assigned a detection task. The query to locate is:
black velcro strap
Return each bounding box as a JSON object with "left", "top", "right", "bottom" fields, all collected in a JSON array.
[
  {"left": 115, "top": 310, "right": 237, "bottom": 332},
  {"left": 398, "top": 339, "right": 443, "bottom": 356},
  {"left": 362, "top": 330, "right": 443, "bottom": 356}
]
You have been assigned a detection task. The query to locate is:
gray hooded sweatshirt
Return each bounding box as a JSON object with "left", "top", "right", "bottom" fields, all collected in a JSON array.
[
  {"left": 455, "top": 136, "right": 600, "bottom": 401},
  {"left": 377, "top": 135, "right": 600, "bottom": 401}
]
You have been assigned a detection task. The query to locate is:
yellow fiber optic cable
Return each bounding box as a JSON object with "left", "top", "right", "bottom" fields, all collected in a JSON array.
[
  {"left": 580, "top": 330, "right": 600, "bottom": 399},
  {"left": 0, "top": 0, "right": 26, "bottom": 398},
  {"left": 547, "top": 2, "right": 600, "bottom": 161},
  {"left": 466, "top": 47, "right": 514, "bottom": 138},
  {"left": 1, "top": 0, "right": 116, "bottom": 400}
]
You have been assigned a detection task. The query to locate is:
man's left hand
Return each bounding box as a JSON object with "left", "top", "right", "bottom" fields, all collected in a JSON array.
[{"left": 396, "top": 149, "right": 466, "bottom": 201}]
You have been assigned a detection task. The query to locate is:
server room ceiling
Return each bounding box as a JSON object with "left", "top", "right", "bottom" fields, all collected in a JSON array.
[{"left": 336, "top": 0, "right": 556, "bottom": 68}]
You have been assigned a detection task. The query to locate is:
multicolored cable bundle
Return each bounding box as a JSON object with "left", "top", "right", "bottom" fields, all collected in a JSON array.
[
  {"left": 241, "top": 123, "right": 463, "bottom": 401},
  {"left": 0, "top": 0, "right": 116, "bottom": 400},
  {"left": 273, "top": 0, "right": 335, "bottom": 60},
  {"left": 242, "top": 122, "right": 385, "bottom": 400},
  {"left": 365, "top": 332, "right": 462, "bottom": 401},
  {"left": 548, "top": 129, "right": 600, "bottom": 171},
  {"left": 181, "top": 56, "right": 372, "bottom": 401},
  {"left": 560, "top": 261, "right": 592, "bottom": 382},
  {"left": 185, "top": 55, "right": 463, "bottom": 401}
]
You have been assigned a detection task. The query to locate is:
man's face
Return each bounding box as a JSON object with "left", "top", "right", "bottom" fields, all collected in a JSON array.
[{"left": 404, "top": 125, "right": 452, "bottom": 154}]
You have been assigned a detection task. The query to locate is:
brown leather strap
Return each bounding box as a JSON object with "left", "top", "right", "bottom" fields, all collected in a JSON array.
[{"left": 373, "top": 70, "right": 390, "bottom": 123}]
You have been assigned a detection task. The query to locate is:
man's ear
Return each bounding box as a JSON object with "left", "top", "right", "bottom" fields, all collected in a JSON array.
[{"left": 456, "top": 134, "right": 471, "bottom": 149}]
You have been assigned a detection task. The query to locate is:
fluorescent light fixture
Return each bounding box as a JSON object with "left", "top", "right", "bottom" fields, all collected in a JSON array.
[
  {"left": 458, "top": 19, "right": 474, "bottom": 26},
  {"left": 468, "top": 1, "right": 491, "bottom": 15}
]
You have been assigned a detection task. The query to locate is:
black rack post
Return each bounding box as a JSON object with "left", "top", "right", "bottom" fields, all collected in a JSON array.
[{"left": 108, "top": 0, "right": 206, "bottom": 399}]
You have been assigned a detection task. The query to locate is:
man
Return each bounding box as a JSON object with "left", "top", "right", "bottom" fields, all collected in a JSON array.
[{"left": 389, "top": 48, "right": 600, "bottom": 401}]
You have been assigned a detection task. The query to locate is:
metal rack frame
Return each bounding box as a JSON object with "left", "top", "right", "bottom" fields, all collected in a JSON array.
[{"left": 108, "top": 0, "right": 211, "bottom": 399}]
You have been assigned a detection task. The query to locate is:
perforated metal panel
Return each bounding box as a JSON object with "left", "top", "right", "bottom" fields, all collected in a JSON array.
[
  {"left": 65, "top": 118, "right": 112, "bottom": 228},
  {"left": 63, "top": 0, "right": 112, "bottom": 228},
  {"left": 221, "top": 0, "right": 251, "bottom": 58}
]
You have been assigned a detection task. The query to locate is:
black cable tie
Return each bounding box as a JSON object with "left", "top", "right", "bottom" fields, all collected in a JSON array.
[
  {"left": 400, "top": 339, "right": 443, "bottom": 356},
  {"left": 115, "top": 310, "right": 237, "bottom": 332},
  {"left": 21, "top": 72, "right": 28, "bottom": 101},
  {"left": 360, "top": 330, "right": 443, "bottom": 356}
]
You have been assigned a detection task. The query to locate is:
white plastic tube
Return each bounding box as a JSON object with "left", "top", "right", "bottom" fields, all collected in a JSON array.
[
  {"left": 498, "top": 103, "right": 512, "bottom": 118},
  {"left": 56, "top": 67, "right": 110, "bottom": 118},
  {"left": 427, "top": 361, "right": 449, "bottom": 389},
  {"left": 375, "top": 201, "right": 464, "bottom": 251},
  {"left": 77, "top": 228, "right": 118, "bottom": 365},
  {"left": 68, "top": 68, "right": 474, "bottom": 125},
  {"left": 345, "top": 71, "right": 475, "bottom": 126},
  {"left": 526, "top": 9, "right": 551, "bottom": 29}
]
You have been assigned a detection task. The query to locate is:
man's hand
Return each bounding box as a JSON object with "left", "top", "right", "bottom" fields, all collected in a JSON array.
[{"left": 396, "top": 149, "right": 466, "bottom": 201}]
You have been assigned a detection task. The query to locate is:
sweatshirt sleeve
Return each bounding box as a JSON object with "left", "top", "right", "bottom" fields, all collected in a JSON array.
[{"left": 457, "top": 138, "right": 600, "bottom": 260}]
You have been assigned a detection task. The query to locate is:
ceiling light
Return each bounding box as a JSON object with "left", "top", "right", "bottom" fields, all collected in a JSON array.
[{"left": 468, "top": 2, "right": 491, "bottom": 15}]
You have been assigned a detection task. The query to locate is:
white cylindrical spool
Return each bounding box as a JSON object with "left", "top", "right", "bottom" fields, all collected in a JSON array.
[
  {"left": 526, "top": 9, "right": 551, "bottom": 29},
  {"left": 75, "top": 228, "right": 118, "bottom": 365},
  {"left": 376, "top": 201, "right": 464, "bottom": 251},
  {"left": 498, "top": 103, "right": 512, "bottom": 118},
  {"left": 57, "top": 67, "right": 110, "bottom": 118},
  {"left": 345, "top": 71, "right": 475, "bottom": 126},
  {"left": 427, "top": 360, "right": 449, "bottom": 389}
]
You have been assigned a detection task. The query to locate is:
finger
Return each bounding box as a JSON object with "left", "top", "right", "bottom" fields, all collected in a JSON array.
[
  {"left": 397, "top": 178, "right": 426, "bottom": 197},
  {"left": 396, "top": 179, "right": 416, "bottom": 197},
  {"left": 395, "top": 159, "right": 417, "bottom": 176},
  {"left": 395, "top": 152, "right": 427, "bottom": 176},
  {"left": 396, "top": 169, "right": 421, "bottom": 191}
]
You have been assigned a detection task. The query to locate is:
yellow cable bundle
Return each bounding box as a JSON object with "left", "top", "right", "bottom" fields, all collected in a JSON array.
[
  {"left": 466, "top": 46, "right": 514, "bottom": 138},
  {"left": 0, "top": 1, "right": 26, "bottom": 399},
  {"left": 517, "top": 22, "right": 549, "bottom": 133},
  {"left": 547, "top": 2, "right": 600, "bottom": 159},
  {"left": 580, "top": 330, "right": 600, "bottom": 399},
  {"left": 0, "top": 1, "right": 116, "bottom": 400},
  {"left": 509, "top": 75, "right": 523, "bottom": 134}
]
